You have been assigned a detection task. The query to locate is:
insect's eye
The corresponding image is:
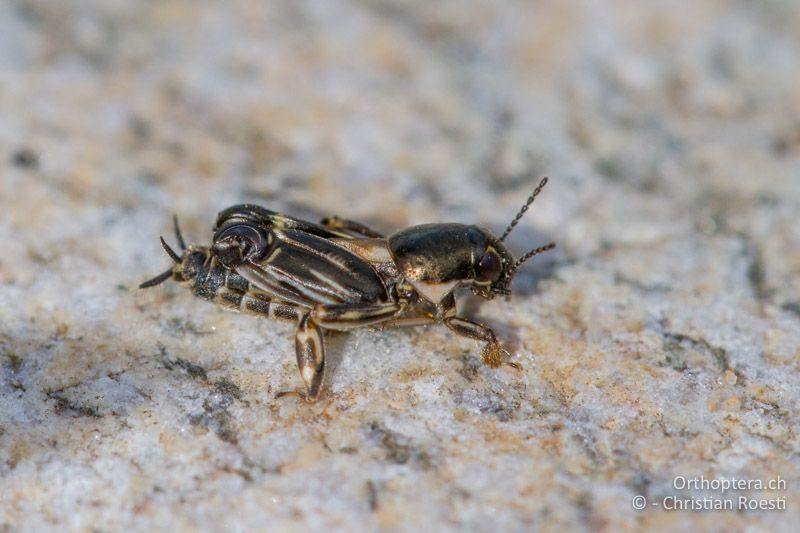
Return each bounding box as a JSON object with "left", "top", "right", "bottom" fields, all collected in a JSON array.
[
  {"left": 476, "top": 249, "right": 503, "bottom": 282},
  {"left": 213, "top": 223, "right": 269, "bottom": 266}
]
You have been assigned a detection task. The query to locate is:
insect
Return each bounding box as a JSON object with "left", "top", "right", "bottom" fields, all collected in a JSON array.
[{"left": 140, "top": 178, "right": 555, "bottom": 400}]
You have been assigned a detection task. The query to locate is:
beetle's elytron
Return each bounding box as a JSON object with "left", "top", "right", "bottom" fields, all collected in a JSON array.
[{"left": 141, "top": 178, "right": 555, "bottom": 400}]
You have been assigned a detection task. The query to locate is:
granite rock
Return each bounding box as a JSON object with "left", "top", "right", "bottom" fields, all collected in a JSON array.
[{"left": 1, "top": 1, "right": 798, "bottom": 531}]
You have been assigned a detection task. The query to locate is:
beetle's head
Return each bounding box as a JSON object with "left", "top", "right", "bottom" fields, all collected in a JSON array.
[
  {"left": 481, "top": 177, "right": 556, "bottom": 298},
  {"left": 461, "top": 226, "right": 556, "bottom": 300},
  {"left": 465, "top": 230, "right": 517, "bottom": 300},
  {"left": 471, "top": 235, "right": 557, "bottom": 299},
  {"left": 139, "top": 217, "right": 212, "bottom": 289},
  {"left": 454, "top": 178, "right": 556, "bottom": 300}
]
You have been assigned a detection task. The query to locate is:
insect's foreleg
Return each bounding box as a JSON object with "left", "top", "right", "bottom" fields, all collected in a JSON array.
[
  {"left": 319, "top": 216, "right": 384, "bottom": 238},
  {"left": 443, "top": 316, "right": 508, "bottom": 368}
]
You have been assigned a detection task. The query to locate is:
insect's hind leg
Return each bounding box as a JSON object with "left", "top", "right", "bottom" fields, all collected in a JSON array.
[
  {"left": 319, "top": 216, "right": 384, "bottom": 238},
  {"left": 288, "top": 302, "right": 400, "bottom": 400},
  {"left": 311, "top": 302, "right": 400, "bottom": 330},
  {"left": 293, "top": 313, "right": 326, "bottom": 400},
  {"left": 443, "top": 316, "right": 515, "bottom": 369}
]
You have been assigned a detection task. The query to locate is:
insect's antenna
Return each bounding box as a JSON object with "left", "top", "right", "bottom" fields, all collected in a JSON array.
[
  {"left": 160, "top": 236, "right": 181, "bottom": 263},
  {"left": 513, "top": 242, "right": 556, "bottom": 270},
  {"left": 139, "top": 268, "right": 173, "bottom": 289},
  {"left": 173, "top": 215, "right": 186, "bottom": 250},
  {"left": 499, "top": 177, "right": 549, "bottom": 242}
]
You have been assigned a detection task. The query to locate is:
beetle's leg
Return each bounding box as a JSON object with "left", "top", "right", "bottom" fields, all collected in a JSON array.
[
  {"left": 294, "top": 312, "right": 326, "bottom": 400},
  {"left": 320, "top": 216, "right": 384, "bottom": 238},
  {"left": 286, "top": 302, "right": 401, "bottom": 400},
  {"left": 378, "top": 315, "right": 436, "bottom": 329},
  {"left": 310, "top": 302, "right": 400, "bottom": 330},
  {"left": 443, "top": 316, "right": 509, "bottom": 368}
]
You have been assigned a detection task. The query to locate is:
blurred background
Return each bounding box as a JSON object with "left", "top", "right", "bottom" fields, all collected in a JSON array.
[{"left": 1, "top": 1, "right": 798, "bottom": 531}]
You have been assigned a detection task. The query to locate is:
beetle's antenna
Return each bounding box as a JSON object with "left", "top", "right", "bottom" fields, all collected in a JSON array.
[
  {"left": 139, "top": 268, "right": 173, "bottom": 289},
  {"left": 513, "top": 242, "right": 556, "bottom": 270},
  {"left": 499, "top": 177, "right": 549, "bottom": 242},
  {"left": 160, "top": 236, "right": 181, "bottom": 263},
  {"left": 173, "top": 215, "right": 187, "bottom": 250}
]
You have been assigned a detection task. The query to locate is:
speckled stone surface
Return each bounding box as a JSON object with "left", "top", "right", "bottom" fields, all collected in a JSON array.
[{"left": 1, "top": 1, "right": 799, "bottom": 531}]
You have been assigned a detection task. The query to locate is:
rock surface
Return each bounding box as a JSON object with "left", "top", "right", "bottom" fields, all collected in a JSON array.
[{"left": 1, "top": 1, "right": 798, "bottom": 531}]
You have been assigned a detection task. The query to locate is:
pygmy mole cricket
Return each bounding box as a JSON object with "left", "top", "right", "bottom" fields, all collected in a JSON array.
[{"left": 141, "top": 178, "right": 555, "bottom": 400}]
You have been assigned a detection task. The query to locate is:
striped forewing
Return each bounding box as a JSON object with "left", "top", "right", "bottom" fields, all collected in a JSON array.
[
  {"left": 235, "top": 229, "right": 389, "bottom": 308},
  {"left": 215, "top": 205, "right": 355, "bottom": 240}
]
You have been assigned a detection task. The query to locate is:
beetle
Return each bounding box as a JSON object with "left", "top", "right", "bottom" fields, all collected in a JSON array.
[{"left": 140, "top": 178, "right": 555, "bottom": 400}]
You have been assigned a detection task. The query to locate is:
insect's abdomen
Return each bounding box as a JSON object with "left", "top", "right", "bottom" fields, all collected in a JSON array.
[
  {"left": 214, "top": 285, "right": 301, "bottom": 322},
  {"left": 192, "top": 258, "right": 301, "bottom": 323}
]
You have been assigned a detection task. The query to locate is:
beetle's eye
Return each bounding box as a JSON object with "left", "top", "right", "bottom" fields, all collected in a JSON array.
[
  {"left": 476, "top": 249, "right": 503, "bottom": 282},
  {"left": 213, "top": 223, "right": 269, "bottom": 266}
]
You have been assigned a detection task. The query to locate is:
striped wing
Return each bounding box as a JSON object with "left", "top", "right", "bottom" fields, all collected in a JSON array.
[
  {"left": 214, "top": 204, "right": 356, "bottom": 240},
  {"left": 235, "top": 229, "right": 390, "bottom": 308}
]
